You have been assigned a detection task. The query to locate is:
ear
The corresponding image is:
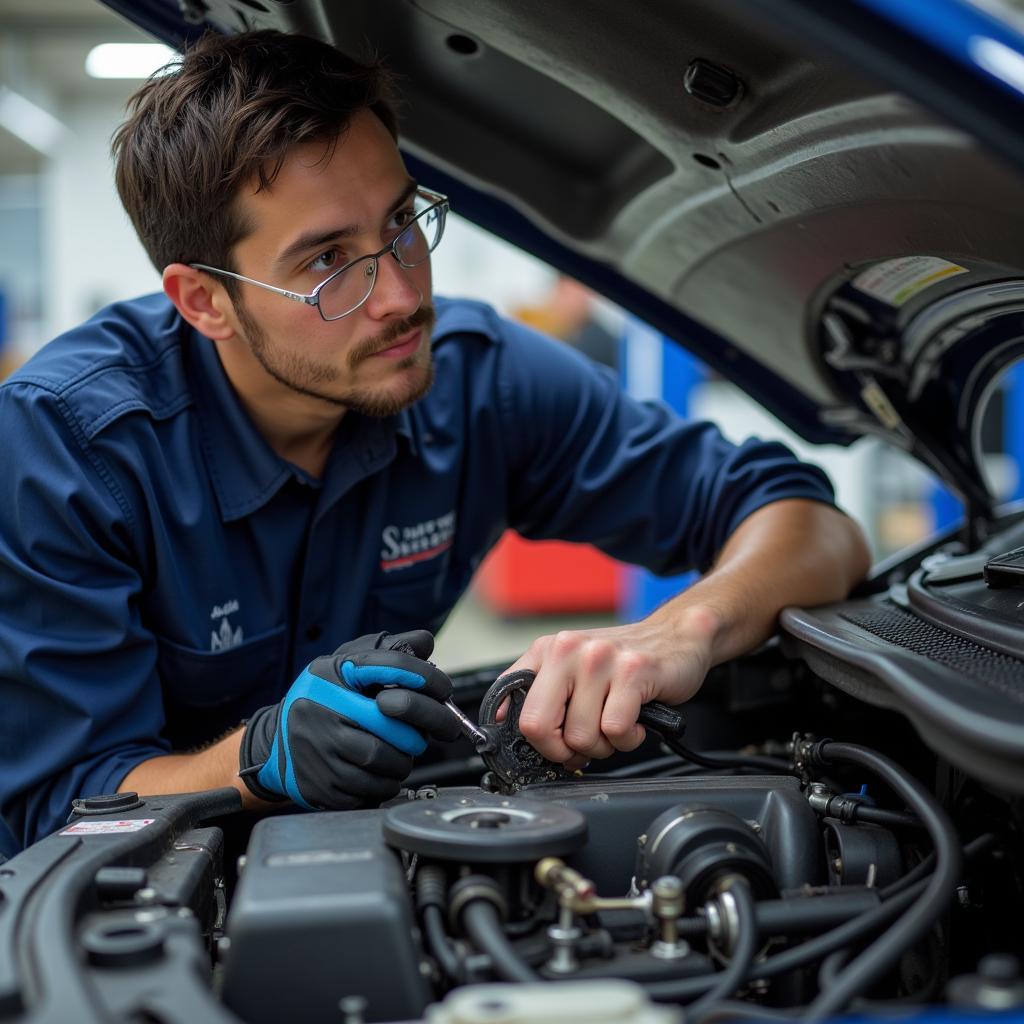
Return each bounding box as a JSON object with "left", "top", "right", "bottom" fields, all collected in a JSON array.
[{"left": 163, "top": 263, "right": 237, "bottom": 341}]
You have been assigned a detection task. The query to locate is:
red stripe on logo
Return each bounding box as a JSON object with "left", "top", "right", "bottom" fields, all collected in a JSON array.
[{"left": 380, "top": 539, "right": 453, "bottom": 572}]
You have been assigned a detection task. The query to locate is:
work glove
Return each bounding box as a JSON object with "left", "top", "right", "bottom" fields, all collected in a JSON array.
[{"left": 239, "top": 629, "right": 460, "bottom": 810}]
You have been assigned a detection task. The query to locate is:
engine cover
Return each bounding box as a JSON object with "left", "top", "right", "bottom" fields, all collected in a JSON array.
[{"left": 222, "top": 775, "right": 821, "bottom": 1023}]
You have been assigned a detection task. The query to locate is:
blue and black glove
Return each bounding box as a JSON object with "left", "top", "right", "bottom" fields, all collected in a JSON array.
[{"left": 239, "top": 630, "right": 460, "bottom": 810}]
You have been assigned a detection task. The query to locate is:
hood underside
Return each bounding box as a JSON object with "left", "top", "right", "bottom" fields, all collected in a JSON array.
[{"left": 103, "top": 0, "right": 1024, "bottom": 519}]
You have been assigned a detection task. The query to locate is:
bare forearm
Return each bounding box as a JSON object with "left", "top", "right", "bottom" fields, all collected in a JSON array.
[
  {"left": 513, "top": 498, "right": 870, "bottom": 762},
  {"left": 649, "top": 498, "right": 871, "bottom": 666},
  {"left": 117, "top": 728, "right": 273, "bottom": 811}
]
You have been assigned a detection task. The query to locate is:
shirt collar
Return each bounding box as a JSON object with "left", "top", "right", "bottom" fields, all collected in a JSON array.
[
  {"left": 188, "top": 329, "right": 411, "bottom": 522},
  {"left": 188, "top": 330, "right": 295, "bottom": 521}
]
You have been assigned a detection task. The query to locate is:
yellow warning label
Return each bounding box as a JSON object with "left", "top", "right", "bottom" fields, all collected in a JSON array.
[{"left": 852, "top": 257, "right": 968, "bottom": 308}]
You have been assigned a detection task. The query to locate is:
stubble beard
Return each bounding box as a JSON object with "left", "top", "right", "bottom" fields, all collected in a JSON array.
[{"left": 237, "top": 301, "right": 437, "bottom": 417}]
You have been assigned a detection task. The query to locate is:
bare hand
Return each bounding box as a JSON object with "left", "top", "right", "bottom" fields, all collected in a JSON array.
[{"left": 503, "top": 605, "right": 720, "bottom": 767}]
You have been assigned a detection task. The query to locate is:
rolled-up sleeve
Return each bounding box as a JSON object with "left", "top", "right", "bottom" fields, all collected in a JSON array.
[
  {"left": 0, "top": 383, "right": 169, "bottom": 854},
  {"left": 496, "top": 321, "right": 836, "bottom": 575}
]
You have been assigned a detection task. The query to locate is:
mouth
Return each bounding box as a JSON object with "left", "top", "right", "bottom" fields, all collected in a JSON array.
[{"left": 371, "top": 329, "right": 422, "bottom": 361}]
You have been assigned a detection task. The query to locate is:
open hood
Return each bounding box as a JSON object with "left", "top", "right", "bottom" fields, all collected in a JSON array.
[{"left": 102, "top": 0, "right": 1024, "bottom": 528}]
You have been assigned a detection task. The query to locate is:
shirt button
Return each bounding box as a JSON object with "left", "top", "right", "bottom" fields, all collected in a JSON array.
[{"left": 305, "top": 624, "right": 323, "bottom": 642}]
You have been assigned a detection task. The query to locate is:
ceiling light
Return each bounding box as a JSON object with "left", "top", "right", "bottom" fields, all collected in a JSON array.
[
  {"left": 0, "top": 86, "right": 66, "bottom": 156},
  {"left": 85, "top": 43, "right": 179, "bottom": 80}
]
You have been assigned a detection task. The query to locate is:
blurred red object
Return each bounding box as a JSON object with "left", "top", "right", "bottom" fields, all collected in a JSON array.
[{"left": 474, "top": 530, "right": 622, "bottom": 615}]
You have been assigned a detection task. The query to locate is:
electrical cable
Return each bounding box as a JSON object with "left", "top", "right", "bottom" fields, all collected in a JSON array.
[
  {"left": 685, "top": 876, "right": 759, "bottom": 1024},
  {"left": 460, "top": 899, "right": 540, "bottom": 983},
  {"left": 802, "top": 741, "right": 961, "bottom": 1023}
]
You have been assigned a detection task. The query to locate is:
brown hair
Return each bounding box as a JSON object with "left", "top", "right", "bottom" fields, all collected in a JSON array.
[{"left": 112, "top": 30, "right": 398, "bottom": 285}]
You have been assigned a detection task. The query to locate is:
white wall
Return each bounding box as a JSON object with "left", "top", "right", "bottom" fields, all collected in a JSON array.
[
  {"left": 691, "top": 379, "right": 880, "bottom": 555},
  {"left": 42, "top": 91, "right": 160, "bottom": 343},
  {"left": 37, "top": 86, "right": 555, "bottom": 349}
]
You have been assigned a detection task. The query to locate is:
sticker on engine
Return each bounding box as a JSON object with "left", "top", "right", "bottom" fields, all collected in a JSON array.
[
  {"left": 852, "top": 256, "right": 967, "bottom": 307},
  {"left": 60, "top": 818, "right": 155, "bottom": 835}
]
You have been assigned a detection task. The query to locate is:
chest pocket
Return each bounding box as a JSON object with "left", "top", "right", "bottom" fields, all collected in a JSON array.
[
  {"left": 364, "top": 573, "right": 465, "bottom": 638},
  {"left": 156, "top": 624, "right": 288, "bottom": 751}
]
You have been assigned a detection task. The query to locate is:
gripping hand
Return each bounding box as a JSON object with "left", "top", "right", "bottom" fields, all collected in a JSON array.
[{"left": 239, "top": 630, "right": 459, "bottom": 809}]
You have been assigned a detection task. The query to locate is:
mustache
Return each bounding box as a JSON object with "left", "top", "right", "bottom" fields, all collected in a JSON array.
[{"left": 347, "top": 304, "right": 436, "bottom": 367}]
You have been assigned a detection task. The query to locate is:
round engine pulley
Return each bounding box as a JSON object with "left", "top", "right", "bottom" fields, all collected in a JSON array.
[
  {"left": 383, "top": 794, "right": 587, "bottom": 862},
  {"left": 824, "top": 817, "right": 903, "bottom": 889},
  {"left": 635, "top": 805, "right": 777, "bottom": 907}
]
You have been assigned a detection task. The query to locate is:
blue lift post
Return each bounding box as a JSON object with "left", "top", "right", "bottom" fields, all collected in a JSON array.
[{"left": 619, "top": 317, "right": 706, "bottom": 621}]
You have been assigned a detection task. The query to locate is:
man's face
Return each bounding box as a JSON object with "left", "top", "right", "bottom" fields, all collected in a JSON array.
[{"left": 225, "top": 110, "right": 435, "bottom": 417}]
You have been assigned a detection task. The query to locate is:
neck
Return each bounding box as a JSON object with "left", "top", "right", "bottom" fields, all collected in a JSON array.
[{"left": 214, "top": 339, "right": 344, "bottom": 480}]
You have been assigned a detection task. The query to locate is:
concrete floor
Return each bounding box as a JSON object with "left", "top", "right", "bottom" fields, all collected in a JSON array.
[{"left": 432, "top": 585, "right": 618, "bottom": 675}]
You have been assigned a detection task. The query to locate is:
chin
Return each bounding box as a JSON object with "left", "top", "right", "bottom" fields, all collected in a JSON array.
[{"left": 348, "top": 358, "right": 435, "bottom": 418}]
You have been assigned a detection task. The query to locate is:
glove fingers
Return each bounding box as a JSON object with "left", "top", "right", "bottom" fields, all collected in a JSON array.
[
  {"left": 331, "top": 629, "right": 435, "bottom": 659},
  {"left": 290, "top": 725, "right": 410, "bottom": 808},
  {"left": 377, "top": 689, "right": 463, "bottom": 742},
  {"left": 330, "top": 721, "right": 413, "bottom": 778},
  {"left": 344, "top": 650, "right": 453, "bottom": 701},
  {"left": 384, "top": 629, "right": 435, "bottom": 660},
  {"left": 288, "top": 704, "right": 414, "bottom": 779},
  {"left": 324, "top": 761, "right": 404, "bottom": 807}
]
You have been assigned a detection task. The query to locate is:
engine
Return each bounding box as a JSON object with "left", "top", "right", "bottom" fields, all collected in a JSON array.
[{"left": 216, "top": 732, "right": 997, "bottom": 1024}]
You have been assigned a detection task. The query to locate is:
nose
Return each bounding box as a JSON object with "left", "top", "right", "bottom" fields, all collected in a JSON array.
[{"left": 362, "top": 249, "right": 423, "bottom": 321}]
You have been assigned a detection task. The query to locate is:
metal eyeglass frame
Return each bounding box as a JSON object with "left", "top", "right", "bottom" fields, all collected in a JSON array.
[{"left": 189, "top": 187, "right": 449, "bottom": 322}]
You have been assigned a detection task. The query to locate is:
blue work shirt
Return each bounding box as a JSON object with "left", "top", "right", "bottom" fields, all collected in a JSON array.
[{"left": 0, "top": 294, "right": 835, "bottom": 852}]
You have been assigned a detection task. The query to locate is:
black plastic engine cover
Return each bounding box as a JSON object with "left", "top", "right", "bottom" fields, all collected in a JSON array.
[
  {"left": 523, "top": 773, "right": 824, "bottom": 892},
  {"left": 222, "top": 775, "right": 823, "bottom": 1024},
  {"left": 221, "top": 809, "right": 431, "bottom": 1024}
]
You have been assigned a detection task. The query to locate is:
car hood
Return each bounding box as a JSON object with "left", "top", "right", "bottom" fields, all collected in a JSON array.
[{"left": 103, "top": 0, "right": 1024, "bottom": 526}]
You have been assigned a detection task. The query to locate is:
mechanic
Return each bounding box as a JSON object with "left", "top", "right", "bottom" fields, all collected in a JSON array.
[{"left": 0, "top": 30, "right": 870, "bottom": 855}]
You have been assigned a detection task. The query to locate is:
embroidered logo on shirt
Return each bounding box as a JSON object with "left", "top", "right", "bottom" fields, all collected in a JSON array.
[
  {"left": 211, "top": 599, "right": 239, "bottom": 619},
  {"left": 380, "top": 511, "right": 456, "bottom": 572},
  {"left": 210, "top": 600, "right": 244, "bottom": 651}
]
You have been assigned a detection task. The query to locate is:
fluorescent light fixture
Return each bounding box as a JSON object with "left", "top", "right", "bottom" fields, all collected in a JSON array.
[
  {"left": 85, "top": 43, "right": 179, "bottom": 80},
  {"left": 0, "top": 86, "right": 66, "bottom": 156},
  {"left": 968, "top": 34, "right": 1024, "bottom": 95}
]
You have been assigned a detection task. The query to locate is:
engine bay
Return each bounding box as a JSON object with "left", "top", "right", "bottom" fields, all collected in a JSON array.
[{"left": 4, "top": 517, "right": 1024, "bottom": 1023}]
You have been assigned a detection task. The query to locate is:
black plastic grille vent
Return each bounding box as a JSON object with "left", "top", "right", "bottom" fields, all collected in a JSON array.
[{"left": 840, "top": 602, "right": 1024, "bottom": 704}]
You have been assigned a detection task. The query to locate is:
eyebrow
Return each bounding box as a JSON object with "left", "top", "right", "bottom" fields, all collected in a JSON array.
[{"left": 273, "top": 179, "right": 419, "bottom": 271}]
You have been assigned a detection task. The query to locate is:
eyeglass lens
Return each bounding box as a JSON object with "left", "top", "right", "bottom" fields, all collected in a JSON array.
[{"left": 319, "top": 199, "right": 445, "bottom": 320}]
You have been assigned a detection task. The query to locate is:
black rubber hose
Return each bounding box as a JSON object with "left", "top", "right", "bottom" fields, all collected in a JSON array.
[
  {"left": 604, "top": 753, "right": 687, "bottom": 778},
  {"left": 647, "top": 834, "right": 993, "bottom": 1006},
  {"left": 816, "top": 947, "right": 852, "bottom": 991},
  {"left": 422, "top": 904, "right": 463, "bottom": 983},
  {"left": 685, "top": 877, "right": 759, "bottom": 1024},
  {"left": 880, "top": 852, "right": 936, "bottom": 900},
  {"left": 850, "top": 804, "right": 922, "bottom": 829},
  {"left": 646, "top": 879, "right": 923, "bottom": 1004},
  {"left": 803, "top": 741, "right": 961, "bottom": 1023},
  {"left": 661, "top": 735, "right": 795, "bottom": 774},
  {"left": 754, "top": 833, "right": 992, "bottom": 982},
  {"left": 461, "top": 899, "right": 540, "bottom": 983},
  {"left": 415, "top": 865, "right": 464, "bottom": 983}
]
